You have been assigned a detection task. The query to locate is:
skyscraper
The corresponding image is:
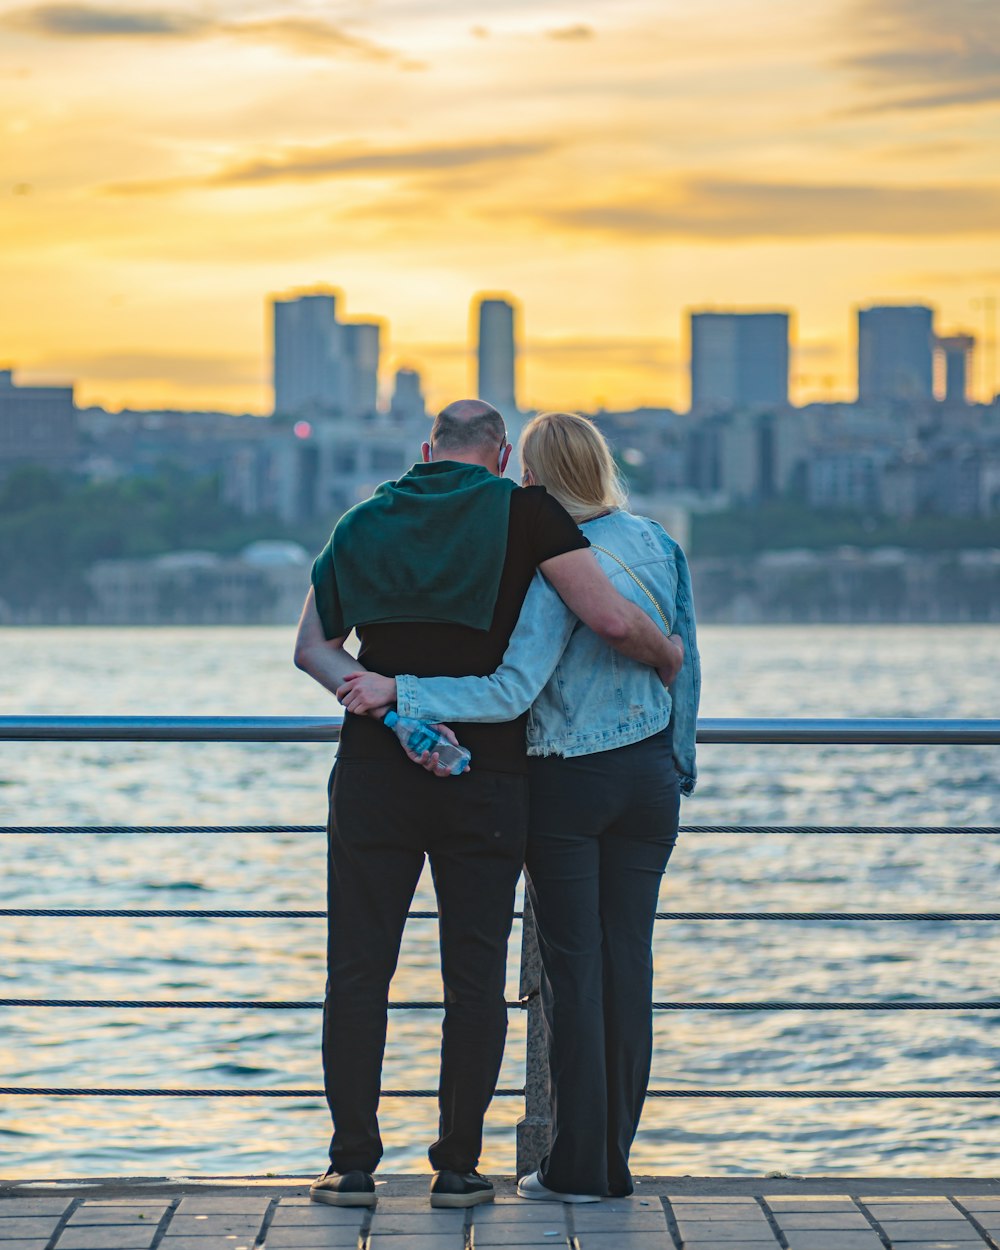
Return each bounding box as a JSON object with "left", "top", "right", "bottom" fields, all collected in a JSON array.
[
  {"left": 390, "top": 368, "right": 426, "bottom": 425},
  {"left": 476, "top": 296, "right": 518, "bottom": 414},
  {"left": 0, "top": 368, "right": 77, "bottom": 477},
  {"left": 272, "top": 292, "right": 382, "bottom": 419},
  {"left": 936, "top": 334, "right": 975, "bottom": 406},
  {"left": 857, "top": 305, "right": 935, "bottom": 405},
  {"left": 689, "top": 312, "right": 790, "bottom": 412},
  {"left": 342, "top": 322, "right": 381, "bottom": 419},
  {"left": 272, "top": 292, "right": 342, "bottom": 417}
]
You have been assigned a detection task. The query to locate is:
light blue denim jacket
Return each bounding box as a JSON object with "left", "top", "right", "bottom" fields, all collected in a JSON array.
[{"left": 396, "top": 511, "right": 701, "bottom": 794}]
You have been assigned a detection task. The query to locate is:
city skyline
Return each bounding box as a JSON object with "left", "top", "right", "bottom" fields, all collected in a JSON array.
[
  {"left": 3, "top": 0, "right": 999, "bottom": 412},
  {"left": 6, "top": 287, "right": 987, "bottom": 419}
]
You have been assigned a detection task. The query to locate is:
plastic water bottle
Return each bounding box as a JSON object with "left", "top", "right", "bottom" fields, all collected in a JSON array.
[{"left": 383, "top": 711, "right": 471, "bottom": 775}]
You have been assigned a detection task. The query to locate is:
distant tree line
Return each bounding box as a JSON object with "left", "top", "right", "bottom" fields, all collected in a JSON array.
[
  {"left": 0, "top": 466, "right": 324, "bottom": 615},
  {"left": 3, "top": 466, "right": 998, "bottom": 616},
  {"left": 690, "top": 501, "right": 1000, "bottom": 558}
]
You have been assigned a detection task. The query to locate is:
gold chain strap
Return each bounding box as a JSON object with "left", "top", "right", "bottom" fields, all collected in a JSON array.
[{"left": 589, "top": 544, "right": 671, "bottom": 634}]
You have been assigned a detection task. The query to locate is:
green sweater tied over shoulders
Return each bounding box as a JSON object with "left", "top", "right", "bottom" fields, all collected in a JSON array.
[{"left": 311, "top": 460, "right": 518, "bottom": 638}]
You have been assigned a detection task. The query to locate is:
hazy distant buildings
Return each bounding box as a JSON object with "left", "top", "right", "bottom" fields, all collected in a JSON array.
[
  {"left": 689, "top": 312, "right": 790, "bottom": 412},
  {"left": 87, "top": 543, "right": 311, "bottom": 625},
  {"left": 937, "top": 334, "right": 975, "bottom": 406},
  {"left": 273, "top": 293, "right": 340, "bottom": 416},
  {"left": 342, "top": 322, "right": 381, "bottom": 420},
  {"left": 476, "top": 296, "right": 518, "bottom": 414},
  {"left": 857, "top": 305, "right": 934, "bottom": 405},
  {"left": 0, "top": 368, "right": 77, "bottom": 478},
  {"left": 390, "top": 368, "right": 426, "bottom": 425},
  {"left": 272, "top": 290, "right": 382, "bottom": 419}
]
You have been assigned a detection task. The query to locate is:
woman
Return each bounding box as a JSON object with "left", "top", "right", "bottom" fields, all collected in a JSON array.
[{"left": 339, "top": 412, "right": 700, "bottom": 1201}]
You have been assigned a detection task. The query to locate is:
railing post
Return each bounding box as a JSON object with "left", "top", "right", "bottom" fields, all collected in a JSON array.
[{"left": 516, "top": 891, "right": 550, "bottom": 1178}]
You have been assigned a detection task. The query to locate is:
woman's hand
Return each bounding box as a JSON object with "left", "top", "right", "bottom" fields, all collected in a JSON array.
[
  {"left": 657, "top": 633, "right": 685, "bottom": 687},
  {"left": 336, "top": 672, "right": 397, "bottom": 717}
]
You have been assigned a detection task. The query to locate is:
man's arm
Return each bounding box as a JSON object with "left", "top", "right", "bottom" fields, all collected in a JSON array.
[
  {"left": 294, "top": 587, "right": 463, "bottom": 776},
  {"left": 292, "top": 587, "right": 367, "bottom": 697},
  {"left": 540, "top": 547, "right": 684, "bottom": 671}
]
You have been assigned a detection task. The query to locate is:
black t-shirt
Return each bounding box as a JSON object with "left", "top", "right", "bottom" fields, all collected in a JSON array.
[{"left": 337, "top": 485, "right": 589, "bottom": 773}]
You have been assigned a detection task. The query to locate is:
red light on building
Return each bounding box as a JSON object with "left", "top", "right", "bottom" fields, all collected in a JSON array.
[{"left": 293, "top": 421, "right": 313, "bottom": 440}]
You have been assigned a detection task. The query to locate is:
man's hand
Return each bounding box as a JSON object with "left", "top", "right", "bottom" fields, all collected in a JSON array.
[
  {"left": 337, "top": 672, "right": 397, "bottom": 717},
  {"left": 657, "top": 634, "right": 685, "bottom": 687},
  {"left": 400, "top": 723, "right": 468, "bottom": 777}
]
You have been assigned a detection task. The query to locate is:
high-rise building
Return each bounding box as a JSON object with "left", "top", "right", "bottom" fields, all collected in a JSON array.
[
  {"left": 936, "top": 334, "right": 975, "bottom": 406},
  {"left": 272, "top": 292, "right": 382, "bottom": 420},
  {"left": 342, "top": 322, "right": 381, "bottom": 420},
  {"left": 272, "top": 292, "right": 342, "bottom": 417},
  {"left": 390, "top": 368, "right": 426, "bottom": 426},
  {"left": 0, "top": 368, "right": 77, "bottom": 478},
  {"left": 689, "top": 312, "right": 790, "bottom": 412},
  {"left": 476, "top": 296, "right": 518, "bottom": 414},
  {"left": 857, "top": 305, "right": 935, "bottom": 405}
]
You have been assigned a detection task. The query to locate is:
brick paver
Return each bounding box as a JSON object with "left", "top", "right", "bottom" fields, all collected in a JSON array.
[
  {"left": 265, "top": 1225, "right": 364, "bottom": 1248},
  {"left": 1, "top": 1182, "right": 999, "bottom": 1248},
  {"left": 0, "top": 1217, "right": 65, "bottom": 1239}
]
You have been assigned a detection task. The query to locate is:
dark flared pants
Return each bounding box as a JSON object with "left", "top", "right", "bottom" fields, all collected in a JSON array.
[
  {"left": 525, "top": 729, "right": 680, "bottom": 1197},
  {"left": 323, "top": 757, "right": 528, "bottom": 1175}
]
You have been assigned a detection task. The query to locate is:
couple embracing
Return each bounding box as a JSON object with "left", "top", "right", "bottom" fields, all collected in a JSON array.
[{"left": 293, "top": 401, "right": 701, "bottom": 1208}]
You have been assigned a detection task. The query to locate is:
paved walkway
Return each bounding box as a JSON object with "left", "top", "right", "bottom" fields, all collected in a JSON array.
[{"left": 3, "top": 1183, "right": 1000, "bottom": 1249}]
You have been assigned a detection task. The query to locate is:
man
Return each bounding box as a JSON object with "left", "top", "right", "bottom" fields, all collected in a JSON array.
[{"left": 294, "top": 399, "right": 680, "bottom": 1209}]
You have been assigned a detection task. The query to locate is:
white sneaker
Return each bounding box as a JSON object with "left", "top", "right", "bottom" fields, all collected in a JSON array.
[{"left": 516, "top": 1170, "right": 601, "bottom": 1203}]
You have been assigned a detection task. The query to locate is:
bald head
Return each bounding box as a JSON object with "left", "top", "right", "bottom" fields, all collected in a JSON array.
[{"left": 430, "top": 399, "right": 506, "bottom": 457}]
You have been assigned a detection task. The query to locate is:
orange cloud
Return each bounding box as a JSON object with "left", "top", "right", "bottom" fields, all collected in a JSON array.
[
  {"left": 532, "top": 177, "right": 1000, "bottom": 240},
  {"left": 2, "top": 4, "right": 406, "bottom": 62},
  {"left": 546, "top": 24, "right": 595, "bottom": 41},
  {"left": 3, "top": 3, "right": 205, "bottom": 35},
  {"left": 103, "top": 140, "right": 559, "bottom": 195},
  {"left": 836, "top": 0, "right": 1000, "bottom": 113}
]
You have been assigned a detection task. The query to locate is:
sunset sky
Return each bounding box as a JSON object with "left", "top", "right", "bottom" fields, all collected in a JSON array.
[{"left": 2, "top": 0, "right": 999, "bottom": 413}]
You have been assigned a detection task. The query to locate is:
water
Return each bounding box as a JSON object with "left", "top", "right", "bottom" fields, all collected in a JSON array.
[{"left": 0, "top": 625, "right": 997, "bottom": 1179}]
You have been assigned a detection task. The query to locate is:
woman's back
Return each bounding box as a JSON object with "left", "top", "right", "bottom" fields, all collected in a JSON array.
[{"left": 525, "top": 510, "right": 699, "bottom": 792}]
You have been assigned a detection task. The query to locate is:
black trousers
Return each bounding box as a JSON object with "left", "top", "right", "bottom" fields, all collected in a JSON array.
[
  {"left": 525, "top": 729, "right": 680, "bottom": 1197},
  {"left": 323, "top": 756, "right": 528, "bottom": 1175}
]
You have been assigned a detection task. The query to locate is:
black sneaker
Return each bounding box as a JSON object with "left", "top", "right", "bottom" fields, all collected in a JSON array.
[
  {"left": 309, "top": 1167, "right": 377, "bottom": 1207},
  {"left": 429, "top": 1169, "right": 495, "bottom": 1208}
]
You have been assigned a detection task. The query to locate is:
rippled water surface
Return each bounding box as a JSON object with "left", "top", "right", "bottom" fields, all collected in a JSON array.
[{"left": 0, "top": 625, "right": 997, "bottom": 1179}]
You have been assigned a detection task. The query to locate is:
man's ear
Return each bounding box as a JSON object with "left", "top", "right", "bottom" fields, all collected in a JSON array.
[
  {"left": 421, "top": 441, "right": 432, "bottom": 463},
  {"left": 500, "top": 443, "right": 512, "bottom": 475}
]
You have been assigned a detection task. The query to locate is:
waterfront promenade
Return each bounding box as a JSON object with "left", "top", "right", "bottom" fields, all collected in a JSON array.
[
  {"left": 4, "top": 712, "right": 999, "bottom": 1243},
  {"left": 3, "top": 1177, "right": 1000, "bottom": 1249}
]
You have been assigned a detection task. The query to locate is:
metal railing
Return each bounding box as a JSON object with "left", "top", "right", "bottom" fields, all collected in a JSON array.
[{"left": 1, "top": 715, "right": 999, "bottom": 1175}]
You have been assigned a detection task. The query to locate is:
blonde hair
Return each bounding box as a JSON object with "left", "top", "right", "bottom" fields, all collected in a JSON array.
[{"left": 520, "top": 411, "right": 628, "bottom": 523}]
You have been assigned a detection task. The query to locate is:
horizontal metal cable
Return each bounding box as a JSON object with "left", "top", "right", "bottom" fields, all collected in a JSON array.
[
  {"left": 653, "top": 912, "right": 1000, "bottom": 921},
  {"left": 1, "top": 1086, "right": 998, "bottom": 1099},
  {"left": 644, "top": 1089, "right": 1000, "bottom": 1099},
  {"left": 682, "top": 825, "right": 1000, "bottom": 836},
  {"left": 653, "top": 1000, "right": 1000, "bottom": 1011},
  {"left": 3, "top": 998, "right": 1000, "bottom": 1012},
  {"left": 2, "top": 907, "right": 997, "bottom": 921},
  {"left": 0, "top": 908, "right": 330, "bottom": 918},
  {"left": 0, "top": 1086, "right": 518, "bottom": 1098},
  {"left": 2, "top": 823, "right": 998, "bottom": 836},
  {"left": 0, "top": 998, "right": 521, "bottom": 1010},
  {"left": 0, "top": 825, "right": 326, "bottom": 835}
]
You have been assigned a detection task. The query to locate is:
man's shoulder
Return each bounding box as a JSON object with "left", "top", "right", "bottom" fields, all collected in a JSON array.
[
  {"left": 508, "top": 483, "right": 567, "bottom": 518},
  {"left": 509, "top": 483, "right": 541, "bottom": 505}
]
